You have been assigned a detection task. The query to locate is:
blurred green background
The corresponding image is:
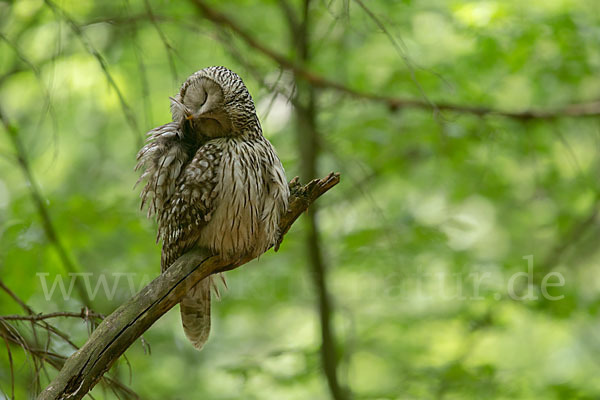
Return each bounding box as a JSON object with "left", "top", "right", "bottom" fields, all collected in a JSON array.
[{"left": 1, "top": 0, "right": 600, "bottom": 399}]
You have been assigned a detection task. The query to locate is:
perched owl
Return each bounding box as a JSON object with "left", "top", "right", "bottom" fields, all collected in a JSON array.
[{"left": 136, "top": 66, "right": 289, "bottom": 350}]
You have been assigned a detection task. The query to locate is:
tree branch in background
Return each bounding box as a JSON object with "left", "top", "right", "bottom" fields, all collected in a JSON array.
[
  {"left": 283, "top": 1, "right": 350, "bottom": 398},
  {"left": 0, "top": 107, "right": 93, "bottom": 308},
  {"left": 191, "top": 0, "right": 600, "bottom": 120},
  {"left": 37, "top": 173, "right": 339, "bottom": 400}
]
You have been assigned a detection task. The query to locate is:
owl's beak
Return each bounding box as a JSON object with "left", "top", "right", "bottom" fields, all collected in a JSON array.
[{"left": 186, "top": 110, "right": 213, "bottom": 121}]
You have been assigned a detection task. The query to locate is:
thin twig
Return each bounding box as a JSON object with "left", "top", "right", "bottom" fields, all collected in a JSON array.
[
  {"left": 122, "top": 0, "right": 154, "bottom": 129},
  {"left": 0, "top": 310, "right": 104, "bottom": 322},
  {"left": 352, "top": 0, "right": 437, "bottom": 114},
  {"left": 43, "top": 0, "right": 142, "bottom": 147},
  {"left": 0, "top": 107, "right": 93, "bottom": 307},
  {"left": 0, "top": 280, "right": 35, "bottom": 314},
  {"left": 142, "top": 0, "right": 178, "bottom": 84},
  {"left": 0, "top": 51, "right": 70, "bottom": 88},
  {"left": 1, "top": 333, "right": 15, "bottom": 400},
  {"left": 0, "top": 32, "right": 60, "bottom": 157}
]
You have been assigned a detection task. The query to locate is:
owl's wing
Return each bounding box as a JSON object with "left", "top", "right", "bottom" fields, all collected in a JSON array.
[
  {"left": 135, "top": 122, "right": 217, "bottom": 267},
  {"left": 157, "top": 142, "right": 221, "bottom": 270}
]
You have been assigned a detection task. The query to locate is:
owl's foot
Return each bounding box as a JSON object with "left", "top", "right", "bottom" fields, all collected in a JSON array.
[{"left": 288, "top": 176, "right": 303, "bottom": 197}]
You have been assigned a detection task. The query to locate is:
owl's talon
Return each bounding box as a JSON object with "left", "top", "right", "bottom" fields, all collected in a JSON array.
[{"left": 289, "top": 176, "right": 303, "bottom": 196}]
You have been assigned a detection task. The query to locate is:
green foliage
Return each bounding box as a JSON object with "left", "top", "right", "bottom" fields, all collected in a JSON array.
[{"left": 1, "top": 0, "right": 600, "bottom": 398}]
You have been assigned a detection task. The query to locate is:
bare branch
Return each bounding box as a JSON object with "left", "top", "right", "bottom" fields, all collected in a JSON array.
[
  {"left": 0, "top": 310, "right": 104, "bottom": 323},
  {"left": 190, "top": 0, "right": 600, "bottom": 120}
]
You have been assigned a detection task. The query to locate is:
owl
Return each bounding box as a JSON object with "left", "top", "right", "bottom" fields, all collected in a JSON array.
[{"left": 135, "top": 66, "right": 289, "bottom": 350}]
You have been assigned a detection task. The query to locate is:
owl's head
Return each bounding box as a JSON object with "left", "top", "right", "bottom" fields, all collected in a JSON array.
[{"left": 170, "top": 66, "right": 258, "bottom": 138}]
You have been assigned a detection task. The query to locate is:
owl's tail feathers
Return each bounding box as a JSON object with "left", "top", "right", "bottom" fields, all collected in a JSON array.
[{"left": 180, "top": 277, "right": 212, "bottom": 351}]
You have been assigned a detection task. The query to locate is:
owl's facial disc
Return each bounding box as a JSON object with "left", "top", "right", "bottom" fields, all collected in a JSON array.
[{"left": 182, "top": 77, "right": 233, "bottom": 138}]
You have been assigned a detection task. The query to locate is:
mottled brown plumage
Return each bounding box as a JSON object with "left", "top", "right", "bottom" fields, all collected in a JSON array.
[{"left": 136, "top": 66, "right": 288, "bottom": 349}]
